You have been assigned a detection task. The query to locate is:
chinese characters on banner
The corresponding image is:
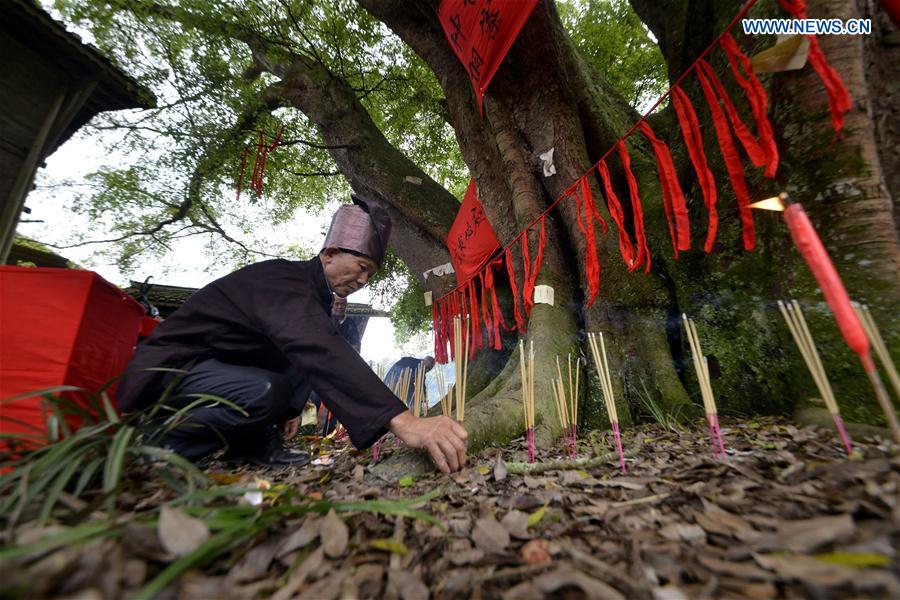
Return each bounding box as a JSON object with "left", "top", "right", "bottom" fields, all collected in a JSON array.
[
  {"left": 446, "top": 180, "right": 500, "bottom": 284},
  {"left": 438, "top": 0, "right": 540, "bottom": 112}
]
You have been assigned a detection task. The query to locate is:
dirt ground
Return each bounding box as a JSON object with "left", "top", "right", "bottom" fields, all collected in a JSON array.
[{"left": 4, "top": 417, "right": 900, "bottom": 599}]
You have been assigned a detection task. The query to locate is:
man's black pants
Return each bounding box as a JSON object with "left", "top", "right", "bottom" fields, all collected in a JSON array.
[{"left": 157, "top": 359, "right": 309, "bottom": 462}]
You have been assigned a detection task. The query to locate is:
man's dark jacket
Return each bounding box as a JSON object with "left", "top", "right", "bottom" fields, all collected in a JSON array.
[{"left": 116, "top": 258, "right": 406, "bottom": 449}]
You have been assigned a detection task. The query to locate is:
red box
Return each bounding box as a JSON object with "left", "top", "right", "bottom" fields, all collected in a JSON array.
[{"left": 0, "top": 267, "right": 144, "bottom": 444}]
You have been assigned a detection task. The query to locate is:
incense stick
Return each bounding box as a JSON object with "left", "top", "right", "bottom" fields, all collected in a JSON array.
[
  {"left": 587, "top": 332, "right": 627, "bottom": 473},
  {"left": 682, "top": 314, "right": 726, "bottom": 459},
  {"left": 554, "top": 355, "right": 579, "bottom": 459},
  {"left": 779, "top": 300, "right": 853, "bottom": 454},
  {"left": 855, "top": 304, "right": 900, "bottom": 404},
  {"left": 519, "top": 340, "right": 536, "bottom": 462},
  {"left": 436, "top": 367, "right": 452, "bottom": 418},
  {"left": 453, "top": 316, "right": 470, "bottom": 423},
  {"left": 412, "top": 363, "right": 426, "bottom": 418}
]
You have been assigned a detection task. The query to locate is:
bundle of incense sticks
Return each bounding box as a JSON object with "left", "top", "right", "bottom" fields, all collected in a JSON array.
[
  {"left": 519, "top": 340, "right": 536, "bottom": 462},
  {"left": 436, "top": 367, "right": 452, "bottom": 417},
  {"left": 587, "top": 332, "right": 627, "bottom": 473},
  {"left": 779, "top": 300, "right": 853, "bottom": 454},
  {"left": 412, "top": 364, "right": 427, "bottom": 418},
  {"left": 552, "top": 354, "right": 579, "bottom": 459},
  {"left": 855, "top": 304, "right": 900, "bottom": 403},
  {"left": 453, "top": 316, "right": 470, "bottom": 423},
  {"left": 682, "top": 314, "right": 727, "bottom": 459}
]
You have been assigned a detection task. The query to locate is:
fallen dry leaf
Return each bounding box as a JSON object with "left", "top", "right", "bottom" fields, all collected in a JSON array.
[
  {"left": 774, "top": 513, "right": 855, "bottom": 553},
  {"left": 320, "top": 509, "right": 349, "bottom": 558},
  {"left": 494, "top": 453, "right": 508, "bottom": 482},
  {"left": 500, "top": 510, "right": 530, "bottom": 539},
  {"left": 387, "top": 568, "right": 429, "bottom": 600},
  {"left": 157, "top": 505, "right": 210, "bottom": 558},
  {"left": 471, "top": 515, "right": 510, "bottom": 553}
]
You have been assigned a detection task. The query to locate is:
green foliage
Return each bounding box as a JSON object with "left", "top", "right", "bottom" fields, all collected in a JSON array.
[
  {"left": 558, "top": 0, "right": 668, "bottom": 110},
  {"left": 45, "top": 0, "right": 462, "bottom": 272},
  {"left": 366, "top": 250, "right": 431, "bottom": 342}
]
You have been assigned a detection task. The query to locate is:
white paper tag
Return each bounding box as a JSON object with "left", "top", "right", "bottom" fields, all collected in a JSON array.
[
  {"left": 424, "top": 291, "right": 433, "bottom": 306},
  {"left": 423, "top": 262, "right": 455, "bottom": 281},
  {"left": 533, "top": 285, "right": 554, "bottom": 306},
  {"left": 539, "top": 148, "right": 557, "bottom": 177}
]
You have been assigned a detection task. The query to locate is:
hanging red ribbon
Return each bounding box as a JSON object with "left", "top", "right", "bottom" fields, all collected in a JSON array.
[
  {"left": 671, "top": 85, "right": 719, "bottom": 253},
  {"left": 571, "top": 175, "right": 603, "bottom": 305},
  {"left": 617, "top": 140, "right": 651, "bottom": 273},
  {"left": 236, "top": 125, "right": 286, "bottom": 200},
  {"left": 597, "top": 159, "right": 637, "bottom": 268},
  {"left": 777, "top": 0, "right": 852, "bottom": 134},
  {"left": 473, "top": 279, "right": 484, "bottom": 355},
  {"left": 522, "top": 216, "right": 547, "bottom": 316},
  {"left": 695, "top": 60, "right": 756, "bottom": 251},
  {"left": 478, "top": 271, "right": 493, "bottom": 349},
  {"left": 696, "top": 59, "right": 769, "bottom": 176},
  {"left": 636, "top": 121, "right": 690, "bottom": 256},
  {"left": 504, "top": 247, "right": 526, "bottom": 332},
  {"left": 720, "top": 33, "right": 779, "bottom": 178}
]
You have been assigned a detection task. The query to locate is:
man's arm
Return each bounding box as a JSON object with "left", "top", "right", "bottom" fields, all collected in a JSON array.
[{"left": 389, "top": 411, "right": 468, "bottom": 473}]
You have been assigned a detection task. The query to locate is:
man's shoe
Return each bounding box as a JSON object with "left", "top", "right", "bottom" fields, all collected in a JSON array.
[{"left": 225, "top": 426, "right": 311, "bottom": 468}]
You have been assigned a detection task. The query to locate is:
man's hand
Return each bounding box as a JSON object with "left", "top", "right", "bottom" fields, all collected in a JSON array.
[
  {"left": 281, "top": 417, "right": 300, "bottom": 441},
  {"left": 389, "top": 411, "right": 468, "bottom": 474}
]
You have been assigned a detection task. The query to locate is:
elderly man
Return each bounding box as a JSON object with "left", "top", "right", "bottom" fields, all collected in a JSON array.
[{"left": 117, "top": 196, "right": 468, "bottom": 472}]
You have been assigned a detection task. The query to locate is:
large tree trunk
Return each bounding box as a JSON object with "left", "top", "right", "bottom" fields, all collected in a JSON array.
[
  {"left": 135, "top": 0, "right": 900, "bottom": 449},
  {"left": 360, "top": 0, "right": 899, "bottom": 444}
]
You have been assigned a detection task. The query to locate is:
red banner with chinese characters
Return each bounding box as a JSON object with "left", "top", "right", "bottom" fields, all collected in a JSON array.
[
  {"left": 438, "top": 0, "right": 540, "bottom": 112},
  {"left": 446, "top": 179, "right": 500, "bottom": 285}
]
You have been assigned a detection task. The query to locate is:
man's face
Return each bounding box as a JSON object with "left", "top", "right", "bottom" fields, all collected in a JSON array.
[{"left": 321, "top": 249, "right": 378, "bottom": 297}]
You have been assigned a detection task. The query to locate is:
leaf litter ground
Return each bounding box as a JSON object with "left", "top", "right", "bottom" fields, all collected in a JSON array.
[{"left": 4, "top": 417, "right": 900, "bottom": 599}]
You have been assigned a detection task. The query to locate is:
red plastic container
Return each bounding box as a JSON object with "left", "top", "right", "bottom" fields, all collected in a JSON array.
[{"left": 0, "top": 267, "right": 144, "bottom": 445}]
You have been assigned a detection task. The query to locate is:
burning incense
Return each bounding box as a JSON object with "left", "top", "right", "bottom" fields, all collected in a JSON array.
[
  {"left": 778, "top": 300, "right": 853, "bottom": 454},
  {"left": 453, "top": 316, "right": 470, "bottom": 423},
  {"left": 587, "top": 332, "right": 627, "bottom": 473},
  {"left": 855, "top": 304, "right": 900, "bottom": 403},
  {"left": 519, "top": 340, "right": 536, "bottom": 462},
  {"left": 751, "top": 192, "right": 900, "bottom": 443},
  {"left": 682, "top": 314, "right": 726, "bottom": 459}
]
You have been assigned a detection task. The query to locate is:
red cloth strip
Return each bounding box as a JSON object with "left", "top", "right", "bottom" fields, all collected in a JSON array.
[
  {"left": 479, "top": 271, "right": 492, "bottom": 349},
  {"left": 572, "top": 176, "right": 602, "bottom": 305},
  {"left": 697, "top": 59, "right": 768, "bottom": 172},
  {"left": 695, "top": 60, "right": 756, "bottom": 251},
  {"left": 671, "top": 85, "right": 719, "bottom": 253},
  {"left": 777, "top": 0, "right": 851, "bottom": 133},
  {"left": 597, "top": 159, "right": 637, "bottom": 267},
  {"left": 235, "top": 146, "right": 249, "bottom": 201},
  {"left": 523, "top": 216, "right": 547, "bottom": 315},
  {"left": 484, "top": 262, "right": 506, "bottom": 348},
  {"left": 504, "top": 247, "right": 526, "bottom": 332},
  {"left": 468, "top": 279, "right": 480, "bottom": 355},
  {"left": 636, "top": 121, "right": 690, "bottom": 256},
  {"left": 720, "top": 33, "right": 779, "bottom": 177},
  {"left": 616, "top": 140, "right": 651, "bottom": 273}
]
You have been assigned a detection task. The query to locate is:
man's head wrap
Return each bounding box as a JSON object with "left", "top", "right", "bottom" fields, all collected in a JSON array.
[{"left": 322, "top": 194, "right": 392, "bottom": 267}]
